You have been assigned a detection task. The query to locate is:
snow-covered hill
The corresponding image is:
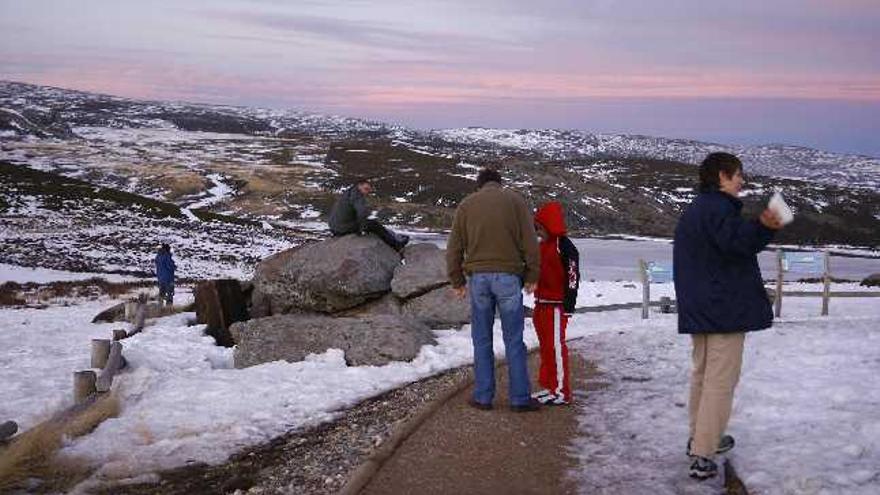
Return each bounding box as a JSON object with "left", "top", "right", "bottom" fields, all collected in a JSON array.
[
  {"left": 436, "top": 128, "right": 880, "bottom": 192},
  {"left": 1, "top": 79, "right": 879, "bottom": 279}
]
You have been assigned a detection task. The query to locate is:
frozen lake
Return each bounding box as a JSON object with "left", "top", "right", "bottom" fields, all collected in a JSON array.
[
  {"left": 410, "top": 233, "right": 880, "bottom": 282},
  {"left": 572, "top": 238, "right": 880, "bottom": 282}
]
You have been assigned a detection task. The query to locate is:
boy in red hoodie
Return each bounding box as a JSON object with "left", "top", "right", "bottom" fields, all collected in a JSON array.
[{"left": 532, "top": 201, "right": 580, "bottom": 405}]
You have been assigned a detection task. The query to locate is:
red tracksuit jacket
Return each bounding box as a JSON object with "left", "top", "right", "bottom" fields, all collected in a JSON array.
[{"left": 533, "top": 202, "right": 580, "bottom": 403}]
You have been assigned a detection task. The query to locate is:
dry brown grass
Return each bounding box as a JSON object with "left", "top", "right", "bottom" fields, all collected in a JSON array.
[
  {"left": 132, "top": 421, "right": 155, "bottom": 446},
  {"left": 154, "top": 173, "right": 208, "bottom": 200},
  {"left": 0, "top": 394, "right": 120, "bottom": 493},
  {"left": 0, "top": 282, "right": 26, "bottom": 307},
  {"left": 121, "top": 164, "right": 208, "bottom": 200},
  {"left": 0, "top": 278, "right": 156, "bottom": 308},
  {"left": 243, "top": 174, "right": 288, "bottom": 194}
]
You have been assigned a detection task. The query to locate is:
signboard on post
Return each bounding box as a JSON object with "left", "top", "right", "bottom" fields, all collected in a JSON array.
[
  {"left": 640, "top": 260, "right": 673, "bottom": 319},
  {"left": 782, "top": 252, "right": 825, "bottom": 274},
  {"left": 775, "top": 250, "right": 831, "bottom": 317},
  {"left": 647, "top": 262, "right": 673, "bottom": 283}
]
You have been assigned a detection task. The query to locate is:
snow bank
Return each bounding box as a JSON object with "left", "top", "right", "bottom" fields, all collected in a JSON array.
[
  {"left": 2, "top": 280, "right": 878, "bottom": 490},
  {"left": 567, "top": 296, "right": 880, "bottom": 494}
]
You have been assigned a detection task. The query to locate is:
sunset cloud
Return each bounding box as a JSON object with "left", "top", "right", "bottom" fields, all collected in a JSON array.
[{"left": 1, "top": 0, "right": 878, "bottom": 154}]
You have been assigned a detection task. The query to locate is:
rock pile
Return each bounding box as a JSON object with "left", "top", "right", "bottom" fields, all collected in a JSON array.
[
  {"left": 213, "top": 235, "right": 470, "bottom": 368},
  {"left": 861, "top": 273, "right": 880, "bottom": 287}
]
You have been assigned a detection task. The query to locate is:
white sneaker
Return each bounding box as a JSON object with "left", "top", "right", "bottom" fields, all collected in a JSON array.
[
  {"left": 537, "top": 393, "right": 570, "bottom": 406},
  {"left": 531, "top": 389, "right": 552, "bottom": 400}
]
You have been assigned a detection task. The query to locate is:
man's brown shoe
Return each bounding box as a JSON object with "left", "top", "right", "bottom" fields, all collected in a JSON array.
[{"left": 468, "top": 398, "right": 493, "bottom": 411}]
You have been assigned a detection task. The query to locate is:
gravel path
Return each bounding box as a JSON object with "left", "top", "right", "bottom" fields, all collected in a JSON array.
[{"left": 360, "top": 352, "right": 594, "bottom": 495}]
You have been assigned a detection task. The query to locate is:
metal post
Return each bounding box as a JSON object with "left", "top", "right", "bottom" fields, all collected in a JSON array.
[
  {"left": 775, "top": 250, "right": 784, "bottom": 318},
  {"left": 640, "top": 259, "right": 650, "bottom": 319},
  {"left": 821, "top": 251, "right": 831, "bottom": 316}
]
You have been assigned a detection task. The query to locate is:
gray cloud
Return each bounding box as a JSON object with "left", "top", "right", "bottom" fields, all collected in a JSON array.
[{"left": 203, "top": 9, "right": 526, "bottom": 62}]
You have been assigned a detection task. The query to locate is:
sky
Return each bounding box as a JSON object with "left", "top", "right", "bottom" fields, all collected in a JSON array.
[{"left": 1, "top": 0, "right": 879, "bottom": 156}]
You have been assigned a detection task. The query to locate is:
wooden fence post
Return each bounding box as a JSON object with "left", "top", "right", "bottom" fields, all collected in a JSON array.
[
  {"left": 91, "top": 339, "right": 111, "bottom": 369},
  {"left": 821, "top": 251, "right": 831, "bottom": 316},
  {"left": 96, "top": 342, "right": 126, "bottom": 392},
  {"left": 775, "top": 249, "right": 784, "bottom": 318},
  {"left": 639, "top": 259, "right": 650, "bottom": 319},
  {"left": 74, "top": 370, "right": 97, "bottom": 403}
]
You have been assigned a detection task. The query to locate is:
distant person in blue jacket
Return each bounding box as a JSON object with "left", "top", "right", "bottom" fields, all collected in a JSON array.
[
  {"left": 673, "top": 152, "right": 784, "bottom": 480},
  {"left": 155, "top": 243, "right": 176, "bottom": 306}
]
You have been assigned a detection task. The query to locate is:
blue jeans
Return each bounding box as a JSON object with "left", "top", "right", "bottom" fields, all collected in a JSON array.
[{"left": 468, "top": 272, "right": 531, "bottom": 406}]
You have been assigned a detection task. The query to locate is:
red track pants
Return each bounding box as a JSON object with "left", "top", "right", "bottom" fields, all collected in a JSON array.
[{"left": 533, "top": 303, "right": 571, "bottom": 402}]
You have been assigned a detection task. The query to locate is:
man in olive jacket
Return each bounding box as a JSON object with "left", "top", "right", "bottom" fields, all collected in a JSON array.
[
  {"left": 674, "top": 152, "right": 784, "bottom": 480},
  {"left": 328, "top": 179, "right": 408, "bottom": 251},
  {"left": 447, "top": 168, "right": 541, "bottom": 412}
]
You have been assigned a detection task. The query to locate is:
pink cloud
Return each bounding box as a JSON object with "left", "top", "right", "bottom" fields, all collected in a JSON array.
[
  {"left": 349, "top": 66, "right": 880, "bottom": 106},
  {"left": 6, "top": 56, "right": 879, "bottom": 115}
]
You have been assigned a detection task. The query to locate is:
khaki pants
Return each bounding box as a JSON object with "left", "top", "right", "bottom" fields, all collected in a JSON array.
[{"left": 689, "top": 332, "right": 745, "bottom": 458}]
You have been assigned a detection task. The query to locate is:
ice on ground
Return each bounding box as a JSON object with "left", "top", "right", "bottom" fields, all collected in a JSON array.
[
  {"left": 186, "top": 173, "right": 236, "bottom": 209},
  {"left": 180, "top": 207, "right": 200, "bottom": 222}
]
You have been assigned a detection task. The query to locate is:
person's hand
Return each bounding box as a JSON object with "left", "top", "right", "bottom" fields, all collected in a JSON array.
[
  {"left": 524, "top": 282, "right": 537, "bottom": 294},
  {"left": 452, "top": 286, "right": 467, "bottom": 299},
  {"left": 759, "top": 208, "right": 784, "bottom": 230}
]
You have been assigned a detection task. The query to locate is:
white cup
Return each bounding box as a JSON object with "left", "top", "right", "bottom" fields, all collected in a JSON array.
[{"left": 768, "top": 191, "right": 794, "bottom": 225}]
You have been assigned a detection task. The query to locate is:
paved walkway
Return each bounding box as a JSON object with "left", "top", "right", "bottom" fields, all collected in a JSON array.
[{"left": 361, "top": 352, "right": 595, "bottom": 495}]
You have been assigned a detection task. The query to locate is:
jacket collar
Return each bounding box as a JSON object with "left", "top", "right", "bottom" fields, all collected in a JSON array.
[{"left": 704, "top": 188, "right": 743, "bottom": 211}]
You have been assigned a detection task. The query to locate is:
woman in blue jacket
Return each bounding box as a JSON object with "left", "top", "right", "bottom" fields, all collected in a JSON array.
[
  {"left": 673, "top": 152, "right": 784, "bottom": 479},
  {"left": 155, "top": 243, "right": 176, "bottom": 306}
]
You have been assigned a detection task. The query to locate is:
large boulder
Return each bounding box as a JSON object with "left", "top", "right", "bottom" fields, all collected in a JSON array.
[
  {"left": 391, "top": 243, "right": 449, "bottom": 299},
  {"left": 232, "top": 314, "right": 436, "bottom": 368},
  {"left": 251, "top": 235, "right": 401, "bottom": 314},
  {"left": 402, "top": 286, "right": 471, "bottom": 329},
  {"left": 194, "top": 279, "right": 250, "bottom": 347},
  {"left": 861, "top": 273, "right": 880, "bottom": 287},
  {"left": 336, "top": 293, "right": 403, "bottom": 318}
]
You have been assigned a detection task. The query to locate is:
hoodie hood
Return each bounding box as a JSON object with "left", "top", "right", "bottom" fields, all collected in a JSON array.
[{"left": 535, "top": 201, "right": 567, "bottom": 238}]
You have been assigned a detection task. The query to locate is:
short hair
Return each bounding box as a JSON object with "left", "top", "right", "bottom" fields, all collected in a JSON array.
[
  {"left": 161, "top": 243, "right": 171, "bottom": 252},
  {"left": 699, "top": 152, "right": 742, "bottom": 191},
  {"left": 355, "top": 178, "right": 372, "bottom": 187},
  {"left": 476, "top": 168, "right": 502, "bottom": 189}
]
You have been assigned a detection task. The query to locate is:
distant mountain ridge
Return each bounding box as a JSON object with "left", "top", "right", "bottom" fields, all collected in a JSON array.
[
  {"left": 1, "top": 79, "right": 878, "bottom": 279},
  {"left": 2, "top": 80, "right": 878, "bottom": 192},
  {"left": 434, "top": 128, "right": 880, "bottom": 192}
]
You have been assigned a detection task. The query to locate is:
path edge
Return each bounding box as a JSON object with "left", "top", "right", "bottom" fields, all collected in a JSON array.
[
  {"left": 337, "top": 334, "right": 750, "bottom": 495},
  {"left": 337, "top": 365, "right": 475, "bottom": 495},
  {"left": 338, "top": 344, "right": 548, "bottom": 495}
]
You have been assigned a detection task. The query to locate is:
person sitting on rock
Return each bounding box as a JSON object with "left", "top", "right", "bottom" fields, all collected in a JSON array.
[{"left": 328, "top": 179, "right": 409, "bottom": 251}]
